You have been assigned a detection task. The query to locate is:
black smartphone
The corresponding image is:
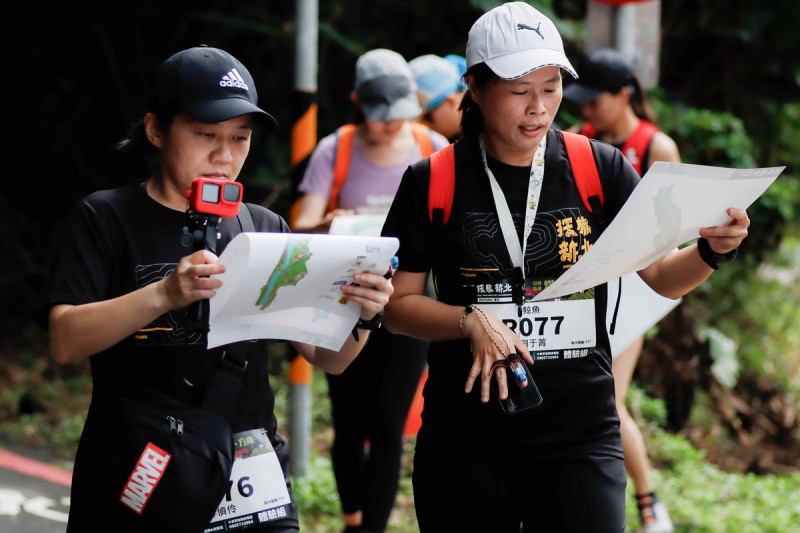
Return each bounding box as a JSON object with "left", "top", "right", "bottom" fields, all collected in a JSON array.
[{"left": 491, "top": 352, "right": 543, "bottom": 414}]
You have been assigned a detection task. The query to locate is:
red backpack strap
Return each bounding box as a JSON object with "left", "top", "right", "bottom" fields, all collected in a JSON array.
[
  {"left": 327, "top": 124, "right": 357, "bottom": 213},
  {"left": 412, "top": 123, "right": 435, "bottom": 158},
  {"left": 620, "top": 120, "right": 658, "bottom": 176},
  {"left": 427, "top": 143, "right": 456, "bottom": 225},
  {"left": 561, "top": 131, "right": 604, "bottom": 213}
]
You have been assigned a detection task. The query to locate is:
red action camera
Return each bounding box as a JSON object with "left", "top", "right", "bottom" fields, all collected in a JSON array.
[{"left": 187, "top": 178, "right": 243, "bottom": 218}]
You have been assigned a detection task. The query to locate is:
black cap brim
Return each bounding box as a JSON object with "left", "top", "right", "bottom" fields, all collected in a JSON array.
[
  {"left": 183, "top": 97, "right": 279, "bottom": 130},
  {"left": 562, "top": 83, "right": 604, "bottom": 103}
]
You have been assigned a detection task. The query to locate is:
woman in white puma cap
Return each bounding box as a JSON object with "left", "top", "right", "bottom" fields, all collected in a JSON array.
[
  {"left": 381, "top": 3, "right": 749, "bottom": 531},
  {"left": 45, "top": 45, "right": 393, "bottom": 532}
]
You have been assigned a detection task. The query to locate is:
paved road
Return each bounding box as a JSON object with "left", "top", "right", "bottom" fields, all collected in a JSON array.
[{"left": 0, "top": 445, "right": 71, "bottom": 532}]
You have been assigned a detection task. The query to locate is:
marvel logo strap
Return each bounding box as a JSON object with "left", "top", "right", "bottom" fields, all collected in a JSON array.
[{"left": 119, "top": 443, "right": 171, "bottom": 514}]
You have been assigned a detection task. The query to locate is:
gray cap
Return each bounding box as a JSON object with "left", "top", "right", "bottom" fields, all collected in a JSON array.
[{"left": 354, "top": 49, "right": 422, "bottom": 122}]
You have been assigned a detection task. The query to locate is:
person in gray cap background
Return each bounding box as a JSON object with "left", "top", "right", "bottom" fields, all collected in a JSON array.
[
  {"left": 44, "top": 45, "right": 393, "bottom": 532},
  {"left": 291, "top": 48, "right": 448, "bottom": 533},
  {"left": 382, "top": 3, "right": 749, "bottom": 531},
  {"left": 564, "top": 47, "right": 680, "bottom": 533}
]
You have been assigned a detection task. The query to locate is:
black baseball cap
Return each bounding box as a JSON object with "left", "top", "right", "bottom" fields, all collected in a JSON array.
[
  {"left": 152, "top": 45, "right": 278, "bottom": 128},
  {"left": 563, "top": 48, "right": 635, "bottom": 103}
]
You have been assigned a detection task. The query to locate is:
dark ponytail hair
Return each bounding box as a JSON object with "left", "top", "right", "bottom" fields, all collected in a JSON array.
[
  {"left": 626, "top": 76, "right": 656, "bottom": 124},
  {"left": 115, "top": 100, "right": 180, "bottom": 180},
  {"left": 459, "top": 63, "right": 498, "bottom": 140}
]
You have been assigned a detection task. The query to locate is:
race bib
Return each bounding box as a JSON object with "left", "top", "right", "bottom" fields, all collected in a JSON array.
[
  {"left": 205, "top": 429, "right": 294, "bottom": 532},
  {"left": 481, "top": 278, "right": 597, "bottom": 361}
]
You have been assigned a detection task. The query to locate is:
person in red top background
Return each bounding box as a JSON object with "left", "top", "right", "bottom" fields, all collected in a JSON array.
[{"left": 564, "top": 47, "right": 681, "bottom": 533}]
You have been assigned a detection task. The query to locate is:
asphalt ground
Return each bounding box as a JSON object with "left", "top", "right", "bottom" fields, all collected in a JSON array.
[{"left": 0, "top": 443, "right": 72, "bottom": 532}]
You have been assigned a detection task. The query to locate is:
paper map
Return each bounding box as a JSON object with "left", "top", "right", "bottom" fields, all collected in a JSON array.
[
  {"left": 207, "top": 232, "right": 399, "bottom": 350},
  {"left": 534, "top": 162, "right": 785, "bottom": 301}
]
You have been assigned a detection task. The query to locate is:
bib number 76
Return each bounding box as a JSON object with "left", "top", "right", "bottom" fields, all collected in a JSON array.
[{"left": 225, "top": 476, "right": 254, "bottom": 501}]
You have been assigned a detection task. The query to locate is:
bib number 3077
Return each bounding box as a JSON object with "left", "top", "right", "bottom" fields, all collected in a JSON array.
[
  {"left": 503, "top": 314, "right": 565, "bottom": 337},
  {"left": 491, "top": 299, "right": 596, "bottom": 355}
]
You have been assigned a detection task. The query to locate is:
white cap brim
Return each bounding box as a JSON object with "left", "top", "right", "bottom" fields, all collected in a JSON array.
[{"left": 486, "top": 48, "right": 578, "bottom": 80}]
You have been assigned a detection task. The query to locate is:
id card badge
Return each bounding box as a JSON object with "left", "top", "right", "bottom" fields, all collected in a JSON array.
[{"left": 205, "top": 429, "right": 294, "bottom": 532}]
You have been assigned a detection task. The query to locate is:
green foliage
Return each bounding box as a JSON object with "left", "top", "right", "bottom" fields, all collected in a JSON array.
[
  {"left": 647, "top": 90, "right": 800, "bottom": 414},
  {"left": 628, "top": 382, "right": 668, "bottom": 428},
  {"left": 293, "top": 453, "right": 341, "bottom": 520},
  {"left": 697, "top": 326, "right": 740, "bottom": 389},
  {"left": 643, "top": 429, "right": 800, "bottom": 533},
  {"left": 624, "top": 389, "right": 800, "bottom": 532},
  {"left": 649, "top": 94, "right": 755, "bottom": 168},
  {"left": 691, "top": 236, "right": 800, "bottom": 398}
]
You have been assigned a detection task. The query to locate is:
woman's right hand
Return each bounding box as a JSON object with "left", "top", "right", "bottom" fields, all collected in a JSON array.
[
  {"left": 461, "top": 306, "right": 532, "bottom": 404},
  {"left": 159, "top": 249, "right": 226, "bottom": 311}
]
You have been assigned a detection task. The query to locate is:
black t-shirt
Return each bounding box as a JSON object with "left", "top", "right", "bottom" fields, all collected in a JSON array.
[
  {"left": 382, "top": 129, "right": 641, "bottom": 458},
  {"left": 46, "top": 182, "right": 289, "bottom": 437}
]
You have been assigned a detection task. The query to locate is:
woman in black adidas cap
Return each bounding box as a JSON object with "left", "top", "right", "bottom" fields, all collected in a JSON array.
[
  {"left": 44, "top": 45, "right": 393, "bottom": 532},
  {"left": 381, "top": 3, "right": 750, "bottom": 531}
]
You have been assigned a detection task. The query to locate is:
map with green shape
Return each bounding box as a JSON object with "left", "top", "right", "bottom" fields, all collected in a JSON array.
[{"left": 255, "top": 236, "right": 312, "bottom": 310}]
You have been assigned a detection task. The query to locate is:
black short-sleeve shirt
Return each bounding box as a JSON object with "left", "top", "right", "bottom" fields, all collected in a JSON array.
[
  {"left": 382, "top": 129, "right": 641, "bottom": 458},
  {"left": 46, "top": 182, "right": 289, "bottom": 433}
]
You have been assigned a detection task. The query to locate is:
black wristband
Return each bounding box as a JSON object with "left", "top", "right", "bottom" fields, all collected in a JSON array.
[
  {"left": 697, "top": 237, "right": 737, "bottom": 270},
  {"left": 351, "top": 312, "right": 383, "bottom": 341},
  {"left": 355, "top": 312, "right": 383, "bottom": 330}
]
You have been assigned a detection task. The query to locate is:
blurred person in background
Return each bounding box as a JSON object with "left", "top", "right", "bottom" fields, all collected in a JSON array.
[
  {"left": 410, "top": 53, "right": 467, "bottom": 142},
  {"left": 564, "top": 47, "right": 681, "bottom": 533},
  {"left": 291, "top": 48, "right": 448, "bottom": 533}
]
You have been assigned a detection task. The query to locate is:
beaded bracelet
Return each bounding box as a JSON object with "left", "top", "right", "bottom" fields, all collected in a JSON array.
[{"left": 457, "top": 305, "right": 475, "bottom": 335}]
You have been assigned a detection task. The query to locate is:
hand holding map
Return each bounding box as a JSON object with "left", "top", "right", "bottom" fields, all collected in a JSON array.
[
  {"left": 207, "top": 232, "right": 399, "bottom": 350},
  {"left": 534, "top": 162, "right": 785, "bottom": 301}
]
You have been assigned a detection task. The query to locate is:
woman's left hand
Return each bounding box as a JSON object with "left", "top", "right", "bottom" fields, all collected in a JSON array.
[
  {"left": 699, "top": 207, "right": 750, "bottom": 253},
  {"left": 340, "top": 271, "right": 394, "bottom": 321}
]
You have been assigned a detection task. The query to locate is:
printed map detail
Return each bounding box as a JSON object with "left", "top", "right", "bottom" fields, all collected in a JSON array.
[
  {"left": 255, "top": 236, "right": 312, "bottom": 310},
  {"left": 207, "top": 233, "right": 399, "bottom": 351}
]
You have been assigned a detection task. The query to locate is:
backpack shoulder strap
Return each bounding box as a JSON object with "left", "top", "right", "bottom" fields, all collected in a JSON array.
[
  {"left": 561, "top": 130, "right": 604, "bottom": 213},
  {"left": 328, "top": 124, "right": 357, "bottom": 213},
  {"left": 236, "top": 203, "right": 255, "bottom": 232},
  {"left": 427, "top": 143, "right": 456, "bottom": 226},
  {"left": 620, "top": 120, "right": 659, "bottom": 176},
  {"left": 411, "top": 123, "right": 435, "bottom": 158}
]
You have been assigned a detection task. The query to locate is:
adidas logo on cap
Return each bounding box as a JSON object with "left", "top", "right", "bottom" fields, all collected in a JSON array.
[{"left": 220, "top": 68, "right": 249, "bottom": 91}]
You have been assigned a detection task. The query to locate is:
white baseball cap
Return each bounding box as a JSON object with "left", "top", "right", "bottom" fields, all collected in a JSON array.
[{"left": 466, "top": 2, "right": 578, "bottom": 80}]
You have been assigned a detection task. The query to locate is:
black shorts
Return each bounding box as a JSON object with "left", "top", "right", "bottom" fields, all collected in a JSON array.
[{"left": 413, "top": 442, "right": 626, "bottom": 532}]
